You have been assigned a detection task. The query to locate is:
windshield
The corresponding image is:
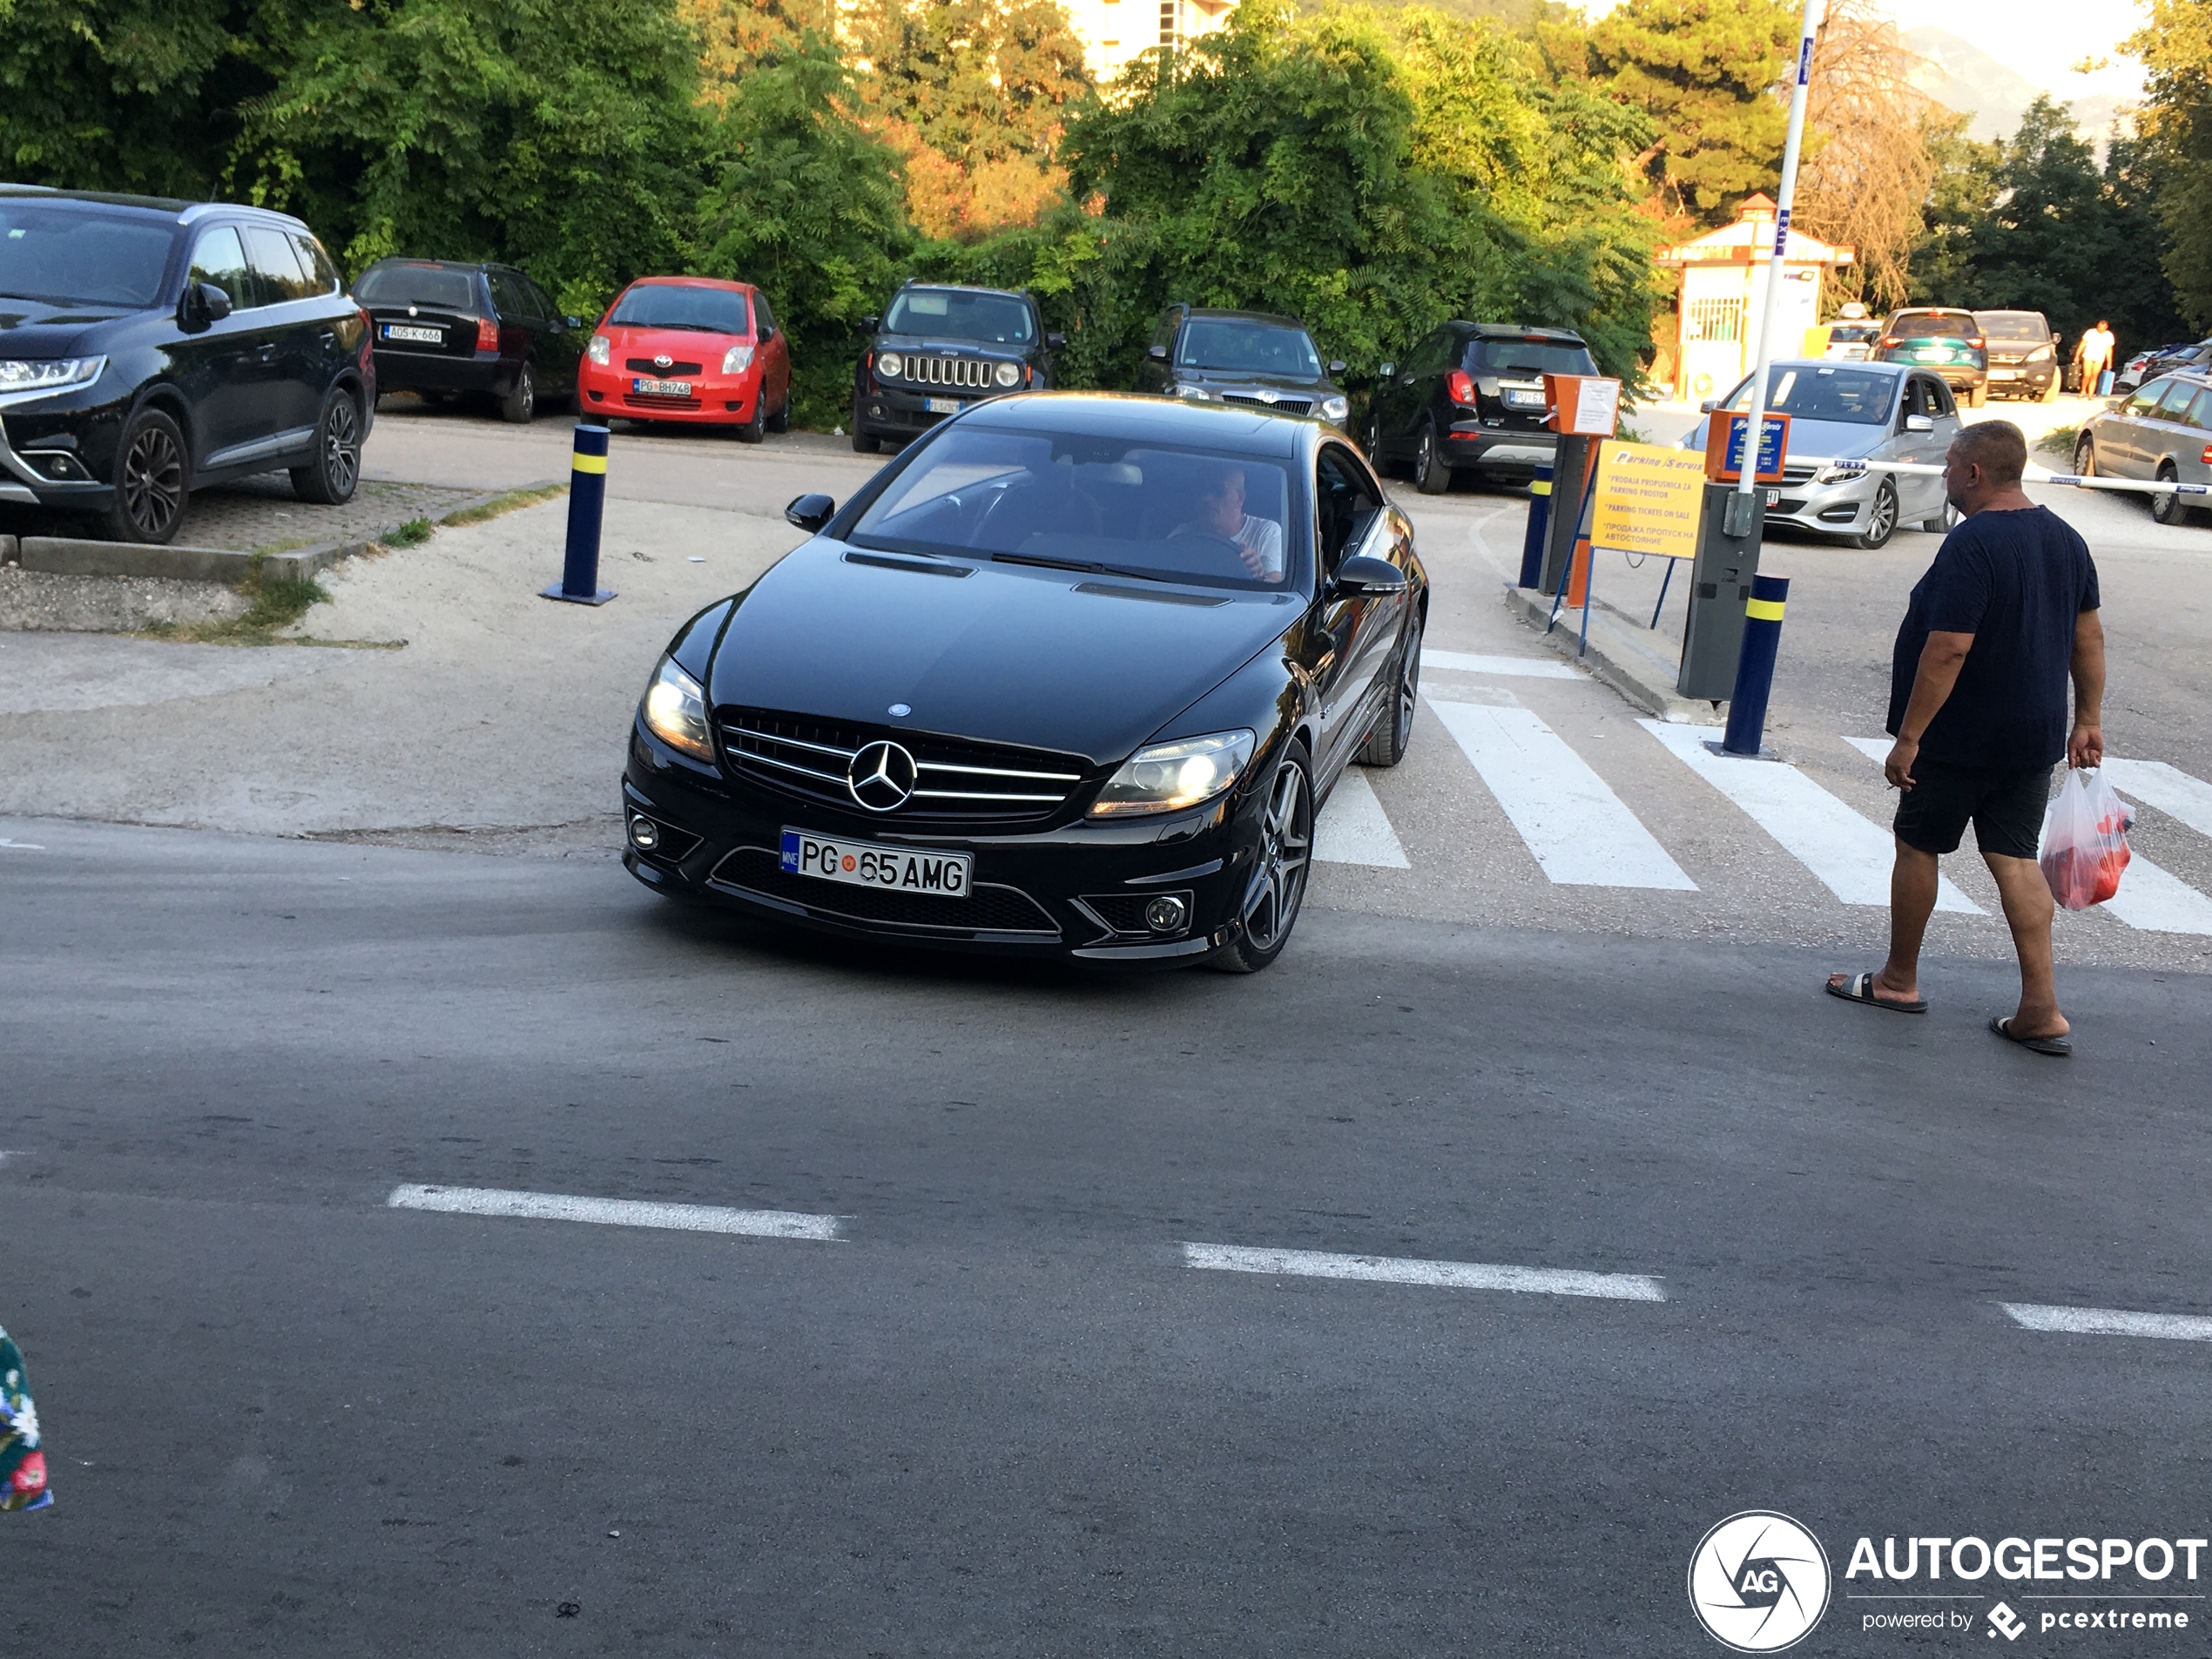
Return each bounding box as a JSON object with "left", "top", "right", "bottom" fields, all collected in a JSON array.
[
  {"left": 1976, "top": 313, "right": 2047, "bottom": 341},
  {"left": 851, "top": 426, "right": 1302, "bottom": 591},
  {"left": 1177, "top": 320, "right": 1322, "bottom": 377},
  {"left": 1723, "top": 364, "right": 1898, "bottom": 425},
  {"left": 355, "top": 264, "right": 477, "bottom": 310},
  {"left": 1890, "top": 313, "right": 1977, "bottom": 339},
  {"left": 0, "top": 206, "right": 175, "bottom": 308},
  {"left": 885, "top": 288, "right": 1032, "bottom": 344},
  {"left": 1466, "top": 337, "right": 1595, "bottom": 377},
  {"left": 610, "top": 284, "right": 748, "bottom": 334}
]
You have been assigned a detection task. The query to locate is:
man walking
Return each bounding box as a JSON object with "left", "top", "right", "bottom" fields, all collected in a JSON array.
[
  {"left": 1826, "top": 421, "right": 2105, "bottom": 1056},
  {"left": 2074, "top": 320, "right": 2116, "bottom": 395}
]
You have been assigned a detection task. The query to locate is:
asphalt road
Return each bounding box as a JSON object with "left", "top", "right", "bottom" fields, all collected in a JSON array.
[{"left": 6, "top": 819, "right": 2210, "bottom": 1656}]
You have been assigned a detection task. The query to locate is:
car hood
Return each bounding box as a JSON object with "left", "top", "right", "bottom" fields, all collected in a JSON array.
[
  {"left": 1685, "top": 415, "right": 1898, "bottom": 462},
  {"left": 707, "top": 540, "right": 1296, "bottom": 765},
  {"left": 877, "top": 334, "right": 1031, "bottom": 360},
  {"left": 1177, "top": 368, "right": 1337, "bottom": 398},
  {"left": 605, "top": 325, "right": 745, "bottom": 359},
  {"left": 0, "top": 296, "right": 132, "bottom": 353}
]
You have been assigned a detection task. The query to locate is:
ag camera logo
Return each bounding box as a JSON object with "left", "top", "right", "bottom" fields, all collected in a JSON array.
[{"left": 1689, "top": 1511, "right": 1832, "bottom": 1651}]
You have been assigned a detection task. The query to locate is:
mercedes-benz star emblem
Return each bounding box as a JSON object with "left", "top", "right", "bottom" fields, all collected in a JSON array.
[
  {"left": 846, "top": 740, "right": 918, "bottom": 813},
  {"left": 653, "top": 353, "right": 673, "bottom": 369}
]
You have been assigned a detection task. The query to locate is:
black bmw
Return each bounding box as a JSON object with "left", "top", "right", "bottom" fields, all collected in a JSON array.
[{"left": 622, "top": 394, "right": 1427, "bottom": 970}]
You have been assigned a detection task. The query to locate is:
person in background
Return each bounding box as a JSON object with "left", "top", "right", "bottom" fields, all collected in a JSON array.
[
  {"left": 2074, "top": 320, "right": 2117, "bottom": 395},
  {"left": 1, "top": 1325, "right": 50, "bottom": 1512}
]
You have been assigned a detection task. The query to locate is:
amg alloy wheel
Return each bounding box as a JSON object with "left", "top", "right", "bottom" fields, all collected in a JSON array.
[
  {"left": 291, "top": 390, "right": 362, "bottom": 504},
  {"left": 1359, "top": 618, "right": 1421, "bottom": 766},
  {"left": 104, "top": 408, "right": 188, "bottom": 544},
  {"left": 1211, "top": 745, "right": 1313, "bottom": 973}
]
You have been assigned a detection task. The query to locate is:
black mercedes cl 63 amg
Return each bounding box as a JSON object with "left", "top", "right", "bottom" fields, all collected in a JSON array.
[{"left": 621, "top": 394, "right": 1428, "bottom": 971}]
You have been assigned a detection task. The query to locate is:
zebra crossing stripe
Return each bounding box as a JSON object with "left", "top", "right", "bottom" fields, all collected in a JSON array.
[
  {"left": 1313, "top": 765, "right": 1410, "bottom": 867},
  {"left": 1420, "top": 648, "right": 1581, "bottom": 680},
  {"left": 2103, "top": 759, "right": 2212, "bottom": 841},
  {"left": 1644, "top": 723, "right": 1980, "bottom": 913},
  {"left": 1426, "top": 698, "right": 1697, "bottom": 890}
]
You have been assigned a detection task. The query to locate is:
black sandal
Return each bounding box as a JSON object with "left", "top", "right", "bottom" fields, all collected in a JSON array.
[
  {"left": 1825, "top": 970, "right": 1927, "bottom": 1015},
  {"left": 1990, "top": 1016, "right": 2071, "bottom": 1057}
]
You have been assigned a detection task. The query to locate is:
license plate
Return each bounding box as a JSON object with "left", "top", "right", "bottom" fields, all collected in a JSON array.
[
  {"left": 1503, "top": 390, "right": 1547, "bottom": 409},
  {"left": 924, "top": 396, "right": 964, "bottom": 415},
  {"left": 633, "top": 377, "right": 692, "bottom": 397},
  {"left": 780, "top": 829, "right": 971, "bottom": 898},
  {"left": 1991, "top": 368, "right": 2020, "bottom": 380},
  {"left": 381, "top": 323, "right": 443, "bottom": 345}
]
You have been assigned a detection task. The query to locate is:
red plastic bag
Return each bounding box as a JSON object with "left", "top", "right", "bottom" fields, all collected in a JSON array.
[{"left": 2039, "top": 767, "right": 2134, "bottom": 910}]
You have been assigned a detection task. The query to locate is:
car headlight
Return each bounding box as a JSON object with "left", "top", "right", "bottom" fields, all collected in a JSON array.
[
  {"left": 876, "top": 350, "right": 903, "bottom": 380},
  {"left": 1089, "top": 730, "right": 1256, "bottom": 817},
  {"left": 1170, "top": 384, "right": 1213, "bottom": 401},
  {"left": 640, "top": 656, "right": 715, "bottom": 762},
  {"left": 722, "top": 344, "right": 755, "bottom": 374},
  {"left": 2027, "top": 344, "right": 2053, "bottom": 363},
  {"left": 0, "top": 356, "right": 105, "bottom": 393},
  {"left": 1320, "top": 395, "right": 1349, "bottom": 422},
  {"left": 1815, "top": 460, "right": 1869, "bottom": 484},
  {"left": 995, "top": 360, "right": 1021, "bottom": 388},
  {"left": 587, "top": 334, "right": 610, "bottom": 367}
]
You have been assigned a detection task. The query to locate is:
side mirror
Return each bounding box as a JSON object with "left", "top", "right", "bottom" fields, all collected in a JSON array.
[
  {"left": 785, "top": 493, "right": 837, "bottom": 533},
  {"left": 759, "top": 323, "right": 775, "bottom": 341},
  {"left": 1905, "top": 414, "right": 1934, "bottom": 432},
  {"left": 1329, "top": 554, "right": 1409, "bottom": 597},
  {"left": 565, "top": 315, "right": 583, "bottom": 330},
  {"left": 860, "top": 315, "right": 879, "bottom": 334},
  {"left": 1327, "top": 360, "right": 1347, "bottom": 376},
  {"left": 1047, "top": 331, "right": 1067, "bottom": 351},
  {"left": 1377, "top": 361, "right": 1396, "bottom": 379},
  {"left": 1698, "top": 399, "right": 1717, "bottom": 415},
  {"left": 1148, "top": 344, "right": 1169, "bottom": 361},
  {"left": 177, "top": 281, "right": 233, "bottom": 333}
]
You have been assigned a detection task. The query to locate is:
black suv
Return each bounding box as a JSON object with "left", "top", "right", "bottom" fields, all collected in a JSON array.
[
  {"left": 355, "top": 258, "right": 581, "bottom": 424},
  {"left": 852, "top": 283, "right": 1061, "bottom": 453},
  {"left": 1135, "top": 305, "right": 1349, "bottom": 425},
  {"left": 0, "top": 185, "right": 371, "bottom": 544},
  {"left": 1366, "top": 322, "right": 1596, "bottom": 493}
]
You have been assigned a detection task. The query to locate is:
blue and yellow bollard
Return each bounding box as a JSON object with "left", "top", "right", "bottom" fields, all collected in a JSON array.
[
  {"left": 1722, "top": 572, "right": 1788, "bottom": 757},
  {"left": 542, "top": 423, "right": 617, "bottom": 605},
  {"left": 1518, "top": 462, "right": 1554, "bottom": 590}
]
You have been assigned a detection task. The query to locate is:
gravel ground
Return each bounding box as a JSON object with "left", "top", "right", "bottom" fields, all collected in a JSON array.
[
  {"left": 0, "top": 565, "right": 250, "bottom": 631},
  {"left": 0, "top": 473, "right": 489, "bottom": 555}
]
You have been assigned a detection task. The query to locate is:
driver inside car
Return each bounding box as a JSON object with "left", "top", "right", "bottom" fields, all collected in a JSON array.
[{"left": 1172, "top": 462, "right": 1284, "bottom": 583}]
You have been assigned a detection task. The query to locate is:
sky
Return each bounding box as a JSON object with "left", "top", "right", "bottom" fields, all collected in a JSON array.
[{"left": 1880, "top": 0, "right": 2148, "bottom": 104}]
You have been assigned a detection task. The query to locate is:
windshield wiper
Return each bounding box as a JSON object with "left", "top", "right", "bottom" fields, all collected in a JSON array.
[{"left": 991, "top": 551, "right": 1110, "bottom": 574}]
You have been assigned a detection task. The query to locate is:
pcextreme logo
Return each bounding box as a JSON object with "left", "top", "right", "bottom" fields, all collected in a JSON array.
[{"left": 1689, "top": 1511, "right": 1833, "bottom": 1652}]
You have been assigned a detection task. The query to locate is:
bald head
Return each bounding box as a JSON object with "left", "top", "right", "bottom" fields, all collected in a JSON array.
[{"left": 1951, "top": 420, "right": 2027, "bottom": 486}]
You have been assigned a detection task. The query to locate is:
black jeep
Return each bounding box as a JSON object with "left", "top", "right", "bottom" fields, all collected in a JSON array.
[{"left": 850, "top": 283, "right": 1061, "bottom": 453}]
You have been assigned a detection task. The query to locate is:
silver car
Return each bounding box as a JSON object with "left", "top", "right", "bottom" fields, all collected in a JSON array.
[
  {"left": 2074, "top": 370, "right": 2212, "bottom": 527},
  {"left": 1684, "top": 361, "right": 1962, "bottom": 549}
]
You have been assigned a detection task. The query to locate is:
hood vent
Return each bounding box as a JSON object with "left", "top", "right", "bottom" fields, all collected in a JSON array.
[{"left": 844, "top": 551, "right": 971, "bottom": 577}]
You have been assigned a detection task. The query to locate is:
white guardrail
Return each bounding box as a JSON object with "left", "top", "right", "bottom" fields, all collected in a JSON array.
[{"left": 1812, "top": 457, "right": 2211, "bottom": 498}]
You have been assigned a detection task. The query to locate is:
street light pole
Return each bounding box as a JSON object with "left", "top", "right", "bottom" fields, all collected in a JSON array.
[{"left": 1726, "top": 0, "right": 1822, "bottom": 536}]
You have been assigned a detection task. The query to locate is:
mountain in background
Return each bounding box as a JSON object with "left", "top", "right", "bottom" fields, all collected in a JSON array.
[{"left": 1905, "top": 26, "right": 2131, "bottom": 152}]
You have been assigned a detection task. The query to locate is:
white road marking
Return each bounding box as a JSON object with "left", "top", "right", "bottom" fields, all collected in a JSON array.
[
  {"left": 1844, "top": 738, "right": 2212, "bottom": 934},
  {"left": 1421, "top": 649, "right": 1581, "bottom": 680},
  {"left": 1183, "top": 1243, "right": 1666, "bottom": 1301},
  {"left": 2001, "top": 1302, "right": 2212, "bottom": 1342},
  {"left": 387, "top": 1184, "right": 842, "bottom": 1240},
  {"left": 1313, "top": 766, "right": 1410, "bottom": 867},
  {"left": 1426, "top": 698, "right": 1697, "bottom": 889},
  {"left": 2104, "top": 758, "right": 2212, "bottom": 841},
  {"left": 0, "top": 838, "right": 45, "bottom": 850},
  {"left": 1644, "top": 723, "right": 1981, "bottom": 912}
]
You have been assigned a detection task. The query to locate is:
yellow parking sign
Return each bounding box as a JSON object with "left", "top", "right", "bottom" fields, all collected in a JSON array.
[{"left": 1591, "top": 439, "right": 1706, "bottom": 562}]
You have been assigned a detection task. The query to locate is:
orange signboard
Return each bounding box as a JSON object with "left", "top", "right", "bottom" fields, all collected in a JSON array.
[
  {"left": 1545, "top": 374, "right": 1622, "bottom": 437},
  {"left": 1702, "top": 410, "right": 1791, "bottom": 484}
]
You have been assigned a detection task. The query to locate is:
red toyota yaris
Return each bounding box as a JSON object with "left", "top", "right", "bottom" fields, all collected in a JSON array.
[{"left": 578, "top": 276, "right": 792, "bottom": 440}]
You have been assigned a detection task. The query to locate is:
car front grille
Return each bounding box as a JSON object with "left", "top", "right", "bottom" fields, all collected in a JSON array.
[
  {"left": 1221, "top": 394, "right": 1313, "bottom": 415},
  {"left": 900, "top": 356, "right": 997, "bottom": 390},
  {"left": 624, "top": 393, "right": 703, "bottom": 410},
  {"left": 708, "top": 847, "right": 1060, "bottom": 938},
  {"left": 719, "top": 708, "right": 1089, "bottom": 824},
  {"left": 1781, "top": 464, "right": 1819, "bottom": 484},
  {"left": 628, "top": 357, "right": 705, "bottom": 374}
]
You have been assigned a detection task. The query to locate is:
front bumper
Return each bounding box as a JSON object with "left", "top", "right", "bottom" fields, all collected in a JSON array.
[
  {"left": 0, "top": 383, "right": 132, "bottom": 509},
  {"left": 620, "top": 726, "right": 1263, "bottom": 964},
  {"left": 580, "top": 361, "right": 759, "bottom": 422},
  {"left": 853, "top": 385, "right": 1009, "bottom": 439},
  {"left": 1760, "top": 469, "right": 1895, "bottom": 536}
]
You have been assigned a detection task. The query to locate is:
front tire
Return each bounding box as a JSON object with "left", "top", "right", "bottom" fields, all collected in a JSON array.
[
  {"left": 103, "top": 407, "right": 189, "bottom": 545},
  {"left": 1857, "top": 477, "right": 1898, "bottom": 549},
  {"left": 1209, "top": 743, "right": 1314, "bottom": 974},
  {"left": 2041, "top": 373, "right": 2061, "bottom": 403},
  {"left": 1920, "top": 500, "right": 1959, "bottom": 535},
  {"left": 1414, "top": 422, "right": 1451, "bottom": 495},
  {"left": 499, "top": 362, "right": 536, "bottom": 424},
  {"left": 1968, "top": 383, "right": 1987, "bottom": 408},
  {"left": 851, "top": 403, "right": 881, "bottom": 454},
  {"left": 2074, "top": 435, "right": 2096, "bottom": 478},
  {"left": 1359, "top": 617, "right": 1422, "bottom": 766},
  {"left": 735, "top": 395, "right": 765, "bottom": 444},
  {"left": 2151, "top": 463, "right": 2184, "bottom": 525},
  {"left": 290, "top": 388, "right": 363, "bottom": 505}
]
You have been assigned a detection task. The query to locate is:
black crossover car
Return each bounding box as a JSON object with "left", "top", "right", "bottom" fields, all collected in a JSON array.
[
  {"left": 0, "top": 184, "right": 371, "bottom": 543},
  {"left": 851, "top": 283, "right": 1062, "bottom": 453},
  {"left": 1135, "top": 306, "right": 1349, "bottom": 428},
  {"left": 354, "top": 258, "right": 580, "bottom": 423},
  {"left": 1366, "top": 323, "right": 1596, "bottom": 493},
  {"left": 624, "top": 393, "right": 1427, "bottom": 970}
]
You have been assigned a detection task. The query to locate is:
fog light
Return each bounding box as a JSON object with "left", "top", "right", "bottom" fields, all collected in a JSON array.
[
  {"left": 1143, "top": 895, "right": 1188, "bottom": 934},
  {"left": 629, "top": 816, "right": 660, "bottom": 852}
]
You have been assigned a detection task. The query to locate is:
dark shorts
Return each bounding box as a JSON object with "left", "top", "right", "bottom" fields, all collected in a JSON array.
[{"left": 1894, "top": 759, "right": 2053, "bottom": 860}]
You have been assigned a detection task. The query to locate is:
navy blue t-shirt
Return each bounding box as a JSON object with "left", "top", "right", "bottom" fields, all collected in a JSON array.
[{"left": 1887, "top": 505, "right": 2099, "bottom": 769}]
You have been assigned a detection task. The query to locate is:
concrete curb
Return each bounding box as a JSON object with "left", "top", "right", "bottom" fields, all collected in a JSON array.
[
  {"left": 10, "top": 480, "right": 567, "bottom": 588},
  {"left": 1503, "top": 583, "right": 1721, "bottom": 725}
]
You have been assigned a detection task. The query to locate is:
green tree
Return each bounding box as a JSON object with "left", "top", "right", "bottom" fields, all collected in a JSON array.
[
  {"left": 1574, "top": 0, "right": 1797, "bottom": 228},
  {"left": 853, "top": 0, "right": 1092, "bottom": 167},
  {"left": 2127, "top": 0, "right": 2212, "bottom": 330}
]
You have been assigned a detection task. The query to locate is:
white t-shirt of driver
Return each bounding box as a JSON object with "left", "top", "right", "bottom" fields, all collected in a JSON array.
[{"left": 1237, "top": 514, "right": 1284, "bottom": 581}]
